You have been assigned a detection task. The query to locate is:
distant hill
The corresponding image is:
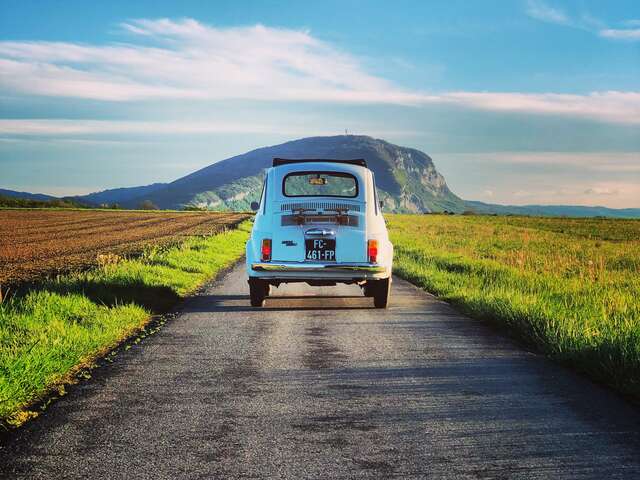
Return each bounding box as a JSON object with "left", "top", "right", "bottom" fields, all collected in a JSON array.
[
  {"left": 75, "top": 183, "right": 168, "bottom": 206},
  {"left": 0, "top": 193, "right": 88, "bottom": 209},
  {"left": 0, "top": 188, "right": 57, "bottom": 202},
  {"left": 3, "top": 136, "right": 639, "bottom": 218},
  {"left": 122, "top": 135, "right": 464, "bottom": 213},
  {"left": 465, "top": 201, "right": 640, "bottom": 219}
]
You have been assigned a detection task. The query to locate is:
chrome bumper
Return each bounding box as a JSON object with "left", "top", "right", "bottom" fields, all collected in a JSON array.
[{"left": 251, "top": 262, "right": 386, "bottom": 273}]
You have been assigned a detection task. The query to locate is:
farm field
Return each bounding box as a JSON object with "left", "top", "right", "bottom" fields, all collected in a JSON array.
[
  {"left": 0, "top": 209, "right": 249, "bottom": 286},
  {"left": 0, "top": 211, "right": 251, "bottom": 426},
  {"left": 387, "top": 214, "right": 640, "bottom": 398}
]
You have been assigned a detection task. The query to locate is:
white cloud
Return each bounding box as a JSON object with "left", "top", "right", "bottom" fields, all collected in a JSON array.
[
  {"left": 503, "top": 183, "right": 638, "bottom": 207},
  {"left": 599, "top": 29, "right": 640, "bottom": 40},
  {"left": 0, "top": 18, "right": 639, "bottom": 125},
  {"left": 0, "top": 119, "right": 421, "bottom": 139},
  {"left": 438, "top": 151, "right": 640, "bottom": 171},
  {"left": 525, "top": 2, "right": 640, "bottom": 42},
  {"left": 514, "top": 189, "right": 534, "bottom": 198},
  {"left": 0, "top": 119, "right": 287, "bottom": 135},
  {"left": 584, "top": 187, "right": 619, "bottom": 196},
  {"left": 440, "top": 91, "right": 640, "bottom": 125},
  {"left": 0, "top": 20, "right": 416, "bottom": 104},
  {"left": 525, "top": 0, "right": 570, "bottom": 25},
  {"left": 432, "top": 151, "right": 640, "bottom": 208}
]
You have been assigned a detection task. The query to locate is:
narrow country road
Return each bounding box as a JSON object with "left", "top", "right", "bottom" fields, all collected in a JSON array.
[{"left": 2, "top": 263, "right": 640, "bottom": 479}]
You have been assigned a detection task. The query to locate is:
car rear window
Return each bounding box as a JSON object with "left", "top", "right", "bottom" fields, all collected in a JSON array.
[{"left": 283, "top": 171, "right": 358, "bottom": 198}]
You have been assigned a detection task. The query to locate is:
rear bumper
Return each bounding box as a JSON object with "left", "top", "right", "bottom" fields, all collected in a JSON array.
[{"left": 251, "top": 262, "right": 386, "bottom": 273}]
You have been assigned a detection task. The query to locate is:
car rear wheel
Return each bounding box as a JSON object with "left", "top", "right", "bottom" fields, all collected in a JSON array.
[
  {"left": 362, "top": 282, "right": 375, "bottom": 297},
  {"left": 248, "top": 278, "right": 266, "bottom": 307},
  {"left": 372, "top": 277, "right": 391, "bottom": 309}
]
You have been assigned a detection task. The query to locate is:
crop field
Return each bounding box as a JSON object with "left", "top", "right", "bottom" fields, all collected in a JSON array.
[
  {"left": 0, "top": 210, "right": 249, "bottom": 286},
  {"left": 387, "top": 214, "right": 640, "bottom": 398},
  {"left": 0, "top": 214, "right": 252, "bottom": 426}
]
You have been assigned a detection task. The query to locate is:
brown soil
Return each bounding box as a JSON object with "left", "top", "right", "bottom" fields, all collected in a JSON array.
[{"left": 0, "top": 210, "right": 250, "bottom": 285}]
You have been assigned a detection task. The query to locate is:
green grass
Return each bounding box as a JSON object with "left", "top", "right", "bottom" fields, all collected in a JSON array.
[
  {"left": 388, "top": 214, "right": 640, "bottom": 398},
  {"left": 0, "top": 220, "right": 251, "bottom": 426}
]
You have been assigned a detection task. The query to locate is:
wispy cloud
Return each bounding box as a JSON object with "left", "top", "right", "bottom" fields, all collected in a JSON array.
[
  {"left": 438, "top": 150, "right": 640, "bottom": 207},
  {"left": 441, "top": 91, "right": 640, "bottom": 125},
  {"left": 0, "top": 119, "right": 295, "bottom": 135},
  {"left": 599, "top": 29, "right": 640, "bottom": 40},
  {"left": 0, "top": 119, "right": 421, "bottom": 139},
  {"left": 583, "top": 187, "right": 619, "bottom": 196},
  {"left": 525, "top": 1, "right": 640, "bottom": 42},
  {"left": 0, "top": 18, "right": 638, "bottom": 125},
  {"left": 0, "top": 20, "right": 415, "bottom": 104},
  {"left": 440, "top": 152, "right": 640, "bottom": 175},
  {"left": 525, "top": 0, "right": 570, "bottom": 25},
  {"left": 509, "top": 183, "right": 636, "bottom": 203},
  {"left": 440, "top": 151, "right": 640, "bottom": 171}
]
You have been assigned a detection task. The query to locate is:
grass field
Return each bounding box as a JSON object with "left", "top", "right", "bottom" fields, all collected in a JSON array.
[
  {"left": 387, "top": 214, "right": 640, "bottom": 399},
  {"left": 3, "top": 210, "right": 639, "bottom": 426},
  {"left": 0, "top": 209, "right": 248, "bottom": 286},
  {"left": 0, "top": 217, "right": 251, "bottom": 427}
]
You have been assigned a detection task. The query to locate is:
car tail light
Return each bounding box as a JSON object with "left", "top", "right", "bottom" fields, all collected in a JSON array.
[
  {"left": 368, "top": 239, "right": 378, "bottom": 263},
  {"left": 261, "top": 238, "right": 272, "bottom": 261}
]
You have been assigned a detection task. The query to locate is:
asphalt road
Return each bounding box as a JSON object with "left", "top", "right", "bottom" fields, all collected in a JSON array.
[{"left": 2, "top": 263, "right": 640, "bottom": 479}]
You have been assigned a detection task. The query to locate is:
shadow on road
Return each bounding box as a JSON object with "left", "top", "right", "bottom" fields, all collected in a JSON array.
[{"left": 185, "top": 294, "right": 375, "bottom": 312}]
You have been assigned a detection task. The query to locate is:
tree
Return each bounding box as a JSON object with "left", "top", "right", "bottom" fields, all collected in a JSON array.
[{"left": 138, "top": 200, "right": 159, "bottom": 210}]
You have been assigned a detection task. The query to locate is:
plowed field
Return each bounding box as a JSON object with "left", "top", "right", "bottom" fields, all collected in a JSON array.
[{"left": 0, "top": 210, "right": 250, "bottom": 285}]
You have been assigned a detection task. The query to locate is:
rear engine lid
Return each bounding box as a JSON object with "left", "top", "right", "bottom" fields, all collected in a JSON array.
[{"left": 272, "top": 201, "right": 366, "bottom": 263}]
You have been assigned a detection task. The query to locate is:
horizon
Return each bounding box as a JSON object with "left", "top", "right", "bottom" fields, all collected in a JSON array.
[{"left": 1, "top": 0, "right": 639, "bottom": 208}]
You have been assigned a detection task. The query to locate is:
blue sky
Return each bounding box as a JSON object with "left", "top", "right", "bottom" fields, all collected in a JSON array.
[{"left": 1, "top": 0, "right": 638, "bottom": 207}]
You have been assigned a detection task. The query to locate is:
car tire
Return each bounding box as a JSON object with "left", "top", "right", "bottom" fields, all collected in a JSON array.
[
  {"left": 362, "top": 282, "right": 375, "bottom": 297},
  {"left": 372, "top": 277, "right": 391, "bottom": 309},
  {"left": 248, "top": 278, "right": 266, "bottom": 307}
]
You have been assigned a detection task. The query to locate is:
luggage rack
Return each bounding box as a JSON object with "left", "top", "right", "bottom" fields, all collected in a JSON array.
[{"left": 273, "top": 158, "right": 367, "bottom": 167}]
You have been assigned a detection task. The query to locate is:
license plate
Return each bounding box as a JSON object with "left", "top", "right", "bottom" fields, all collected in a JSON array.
[{"left": 305, "top": 238, "right": 336, "bottom": 262}]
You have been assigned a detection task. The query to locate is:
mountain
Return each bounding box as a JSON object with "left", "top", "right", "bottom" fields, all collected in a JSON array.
[
  {"left": 75, "top": 183, "right": 168, "bottom": 206},
  {"left": 123, "top": 135, "right": 465, "bottom": 213},
  {"left": 4, "top": 136, "right": 638, "bottom": 217},
  {"left": 464, "top": 201, "right": 640, "bottom": 219},
  {"left": 0, "top": 188, "right": 57, "bottom": 202}
]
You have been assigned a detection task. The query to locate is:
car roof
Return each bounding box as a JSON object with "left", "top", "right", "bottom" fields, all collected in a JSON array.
[{"left": 273, "top": 158, "right": 367, "bottom": 168}]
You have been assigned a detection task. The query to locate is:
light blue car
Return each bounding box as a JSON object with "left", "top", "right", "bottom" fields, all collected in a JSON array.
[{"left": 246, "top": 158, "right": 393, "bottom": 308}]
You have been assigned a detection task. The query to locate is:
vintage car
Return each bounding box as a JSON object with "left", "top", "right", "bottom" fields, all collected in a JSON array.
[{"left": 246, "top": 158, "right": 393, "bottom": 308}]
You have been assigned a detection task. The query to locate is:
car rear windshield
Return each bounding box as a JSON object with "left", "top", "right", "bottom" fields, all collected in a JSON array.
[{"left": 283, "top": 171, "right": 358, "bottom": 198}]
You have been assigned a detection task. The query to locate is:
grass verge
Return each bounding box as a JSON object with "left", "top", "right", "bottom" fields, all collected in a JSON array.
[
  {"left": 388, "top": 214, "right": 640, "bottom": 400},
  {"left": 0, "top": 220, "right": 251, "bottom": 427}
]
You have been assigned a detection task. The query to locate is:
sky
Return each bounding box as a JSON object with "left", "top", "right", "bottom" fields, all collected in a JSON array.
[{"left": 0, "top": 0, "right": 638, "bottom": 207}]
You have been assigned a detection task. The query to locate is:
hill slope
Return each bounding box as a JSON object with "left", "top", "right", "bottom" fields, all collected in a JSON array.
[
  {"left": 465, "top": 201, "right": 640, "bottom": 219},
  {"left": 0, "top": 189, "right": 57, "bottom": 202},
  {"left": 123, "top": 135, "right": 464, "bottom": 213},
  {"left": 76, "top": 183, "right": 168, "bottom": 206}
]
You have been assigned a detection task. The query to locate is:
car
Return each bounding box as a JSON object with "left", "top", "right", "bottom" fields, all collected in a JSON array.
[{"left": 246, "top": 158, "right": 393, "bottom": 308}]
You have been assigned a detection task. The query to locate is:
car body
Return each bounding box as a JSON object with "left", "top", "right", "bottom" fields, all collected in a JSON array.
[{"left": 246, "top": 158, "right": 393, "bottom": 308}]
